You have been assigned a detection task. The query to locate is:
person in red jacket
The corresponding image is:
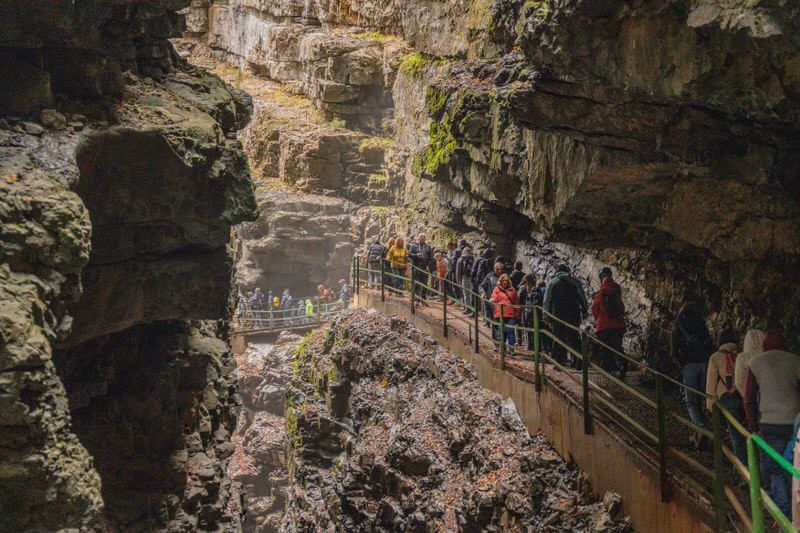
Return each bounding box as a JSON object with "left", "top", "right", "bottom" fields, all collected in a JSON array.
[
  {"left": 591, "top": 267, "right": 627, "bottom": 379},
  {"left": 491, "top": 274, "right": 521, "bottom": 347}
]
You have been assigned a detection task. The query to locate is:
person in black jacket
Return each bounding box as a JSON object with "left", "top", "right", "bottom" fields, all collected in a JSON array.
[
  {"left": 408, "top": 233, "right": 434, "bottom": 300},
  {"left": 517, "top": 274, "right": 543, "bottom": 349},
  {"left": 543, "top": 264, "right": 588, "bottom": 368},
  {"left": 509, "top": 261, "right": 525, "bottom": 289},
  {"left": 445, "top": 240, "right": 462, "bottom": 301},
  {"left": 671, "top": 303, "right": 714, "bottom": 429},
  {"left": 456, "top": 247, "right": 475, "bottom": 316},
  {"left": 481, "top": 262, "right": 504, "bottom": 335},
  {"left": 366, "top": 238, "right": 387, "bottom": 288}
]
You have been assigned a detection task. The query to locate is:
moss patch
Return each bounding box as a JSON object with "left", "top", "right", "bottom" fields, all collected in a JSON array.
[
  {"left": 400, "top": 52, "right": 429, "bottom": 78},
  {"left": 359, "top": 137, "right": 393, "bottom": 152}
]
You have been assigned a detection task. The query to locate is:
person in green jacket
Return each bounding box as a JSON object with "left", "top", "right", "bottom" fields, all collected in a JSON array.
[{"left": 305, "top": 299, "right": 314, "bottom": 322}]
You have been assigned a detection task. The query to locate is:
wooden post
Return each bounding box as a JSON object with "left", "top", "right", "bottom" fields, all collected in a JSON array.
[{"left": 315, "top": 297, "right": 320, "bottom": 325}]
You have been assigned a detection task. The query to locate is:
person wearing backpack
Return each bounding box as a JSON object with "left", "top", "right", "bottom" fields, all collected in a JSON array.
[
  {"left": 456, "top": 247, "right": 475, "bottom": 315},
  {"left": 671, "top": 303, "right": 715, "bottom": 435},
  {"left": 591, "top": 267, "right": 627, "bottom": 379},
  {"left": 705, "top": 330, "right": 746, "bottom": 464},
  {"left": 471, "top": 249, "right": 494, "bottom": 322},
  {"left": 366, "top": 238, "right": 387, "bottom": 288},
  {"left": 544, "top": 264, "right": 589, "bottom": 368}
]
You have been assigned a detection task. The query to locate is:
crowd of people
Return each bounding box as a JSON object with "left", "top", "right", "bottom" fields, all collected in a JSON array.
[
  {"left": 364, "top": 234, "right": 629, "bottom": 378},
  {"left": 365, "top": 233, "right": 800, "bottom": 522},
  {"left": 674, "top": 306, "right": 800, "bottom": 521},
  {"left": 236, "top": 280, "right": 351, "bottom": 327}
]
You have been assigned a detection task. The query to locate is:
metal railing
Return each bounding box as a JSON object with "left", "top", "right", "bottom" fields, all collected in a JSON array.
[
  {"left": 352, "top": 255, "right": 800, "bottom": 532},
  {"left": 233, "top": 297, "right": 347, "bottom": 332}
]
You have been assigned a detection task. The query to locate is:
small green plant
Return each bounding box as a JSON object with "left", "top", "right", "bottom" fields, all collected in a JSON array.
[
  {"left": 329, "top": 118, "right": 347, "bottom": 130},
  {"left": 426, "top": 85, "right": 450, "bottom": 118},
  {"left": 525, "top": 0, "right": 550, "bottom": 19},
  {"left": 400, "top": 52, "right": 429, "bottom": 77},
  {"left": 421, "top": 119, "right": 458, "bottom": 175}
]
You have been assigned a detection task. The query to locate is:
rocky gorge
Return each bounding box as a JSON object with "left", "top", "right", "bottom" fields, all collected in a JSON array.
[
  {"left": 3, "top": 0, "right": 800, "bottom": 531},
  {"left": 181, "top": 0, "right": 800, "bottom": 366}
]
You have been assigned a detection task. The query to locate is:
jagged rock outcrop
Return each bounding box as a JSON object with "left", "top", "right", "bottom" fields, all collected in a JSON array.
[
  {"left": 0, "top": 1, "right": 257, "bottom": 530},
  {"left": 282, "top": 309, "right": 632, "bottom": 531},
  {"left": 394, "top": 1, "right": 800, "bottom": 352},
  {"left": 234, "top": 190, "right": 390, "bottom": 294},
  {"left": 230, "top": 332, "right": 301, "bottom": 532}
]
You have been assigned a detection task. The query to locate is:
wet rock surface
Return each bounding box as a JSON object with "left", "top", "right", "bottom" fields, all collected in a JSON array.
[
  {"left": 281, "top": 308, "right": 632, "bottom": 532},
  {"left": 1, "top": 1, "right": 257, "bottom": 530},
  {"left": 230, "top": 333, "right": 301, "bottom": 532}
]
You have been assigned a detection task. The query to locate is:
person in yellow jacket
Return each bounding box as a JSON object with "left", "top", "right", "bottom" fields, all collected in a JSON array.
[
  {"left": 386, "top": 237, "right": 408, "bottom": 291},
  {"left": 305, "top": 299, "right": 314, "bottom": 322}
]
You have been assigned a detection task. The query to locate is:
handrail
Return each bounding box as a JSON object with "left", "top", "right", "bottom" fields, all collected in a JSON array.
[
  {"left": 354, "top": 255, "right": 799, "bottom": 533},
  {"left": 234, "top": 294, "right": 348, "bottom": 332}
]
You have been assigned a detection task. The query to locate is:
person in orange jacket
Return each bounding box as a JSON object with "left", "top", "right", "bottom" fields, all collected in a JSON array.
[{"left": 490, "top": 274, "right": 521, "bottom": 347}]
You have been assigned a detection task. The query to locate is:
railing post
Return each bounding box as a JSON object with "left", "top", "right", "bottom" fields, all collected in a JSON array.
[
  {"left": 380, "top": 260, "right": 385, "bottom": 302},
  {"left": 355, "top": 257, "right": 360, "bottom": 296},
  {"left": 473, "top": 292, "right": 480, "bottom": 354},
  {"left": 711, "top": 403, "right": 728, "bottom": 531},
  {"left": 410, "top": 269, "right": 416, "bottom": 315},
  {"left": 315, "top": 297, "right": 320, "bottom": 325},
  {"left": 655, "top": 374, "right": 669, "bottom": 502},
  {"left": 499, "top": 305, "right": 506, "bottom": 371},
  {"left": 748, "top": 437, "right": 765, "bottom": 533},
  {"left": 581, "top": 333, "right": 591, "bottom": 435},
  {"left": 443, "top": 286, "right": 448, "bottom": 338},
  {"left": 533, "top": 307, "right": 542, "bottom": 392},
  {"left": 350, "top": 255, "right": 358, "bottom": 294}
]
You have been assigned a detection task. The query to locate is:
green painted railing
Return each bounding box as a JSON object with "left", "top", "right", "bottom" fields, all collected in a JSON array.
[{"left": 352, "top": 256, "right": 800, "bottom": 532}]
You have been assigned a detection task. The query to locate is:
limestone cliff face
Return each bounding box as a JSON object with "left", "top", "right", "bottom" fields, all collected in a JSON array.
[
  {"left": 185, "top": 0, "right": 800, "bottom": 361},
  {"left": 0, "top": 1, "right": 256, "bottom": 530},
  {"left": 398, "top": 1, "right": 800, "bottom": 356}
]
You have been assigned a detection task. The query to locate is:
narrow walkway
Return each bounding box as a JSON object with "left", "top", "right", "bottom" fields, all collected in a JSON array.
[{"left": 359, "top": 287, "right": 738, "bottom": 531}]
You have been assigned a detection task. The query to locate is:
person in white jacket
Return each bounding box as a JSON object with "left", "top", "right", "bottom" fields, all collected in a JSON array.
[{"left": 734, "top": 328, "right": 765, "bottom": 393}]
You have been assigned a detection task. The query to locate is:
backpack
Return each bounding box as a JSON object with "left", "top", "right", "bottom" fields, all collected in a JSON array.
[
  {"left": 459, "top": 255, "right": 474, "bottom": 280},
  {"left": 722, "top": 349, "right": 738, "bottom": 395},
  {"left": 472, "top": 258, "right": 490, "bottom": 287},
  {"left": 549, "top": 276, "right": 583, "bottom": 320},
  {"left": 602, "top": 290, "right": 625, "bottom": 320},
  {"left": 368, "top": 243, "right": 385, "bottom": 263}
]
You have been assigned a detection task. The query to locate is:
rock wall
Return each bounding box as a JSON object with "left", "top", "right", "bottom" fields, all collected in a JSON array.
[
  {"left": 184, "top": 0, "right": 800, "bottom": 356},
  {"left": 0, "top": 1, "right": 257, "bottom": 530},
  {"left": 229, "top": 333, "right": 300, "bottom": 532},
  {"left": 282, "top": 309, "right": 631, "bottom": 531}
]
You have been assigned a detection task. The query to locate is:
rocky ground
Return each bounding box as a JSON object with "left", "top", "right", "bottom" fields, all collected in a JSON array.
[
  {"left": 229, "top": 334, "right": 301, "bottom": 532},
  {"left": 281, "top": 308, "right": 632, "bottom": 532}
]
